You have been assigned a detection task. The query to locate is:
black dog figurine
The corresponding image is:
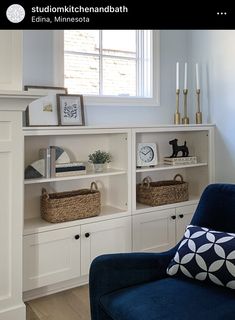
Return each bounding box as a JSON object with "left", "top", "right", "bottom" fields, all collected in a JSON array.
[{"left": 169, "top": 139, "right": 189, "bottom": 157}]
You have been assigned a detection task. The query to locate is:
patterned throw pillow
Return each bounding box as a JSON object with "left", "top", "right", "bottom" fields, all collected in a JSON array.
[{"left": 167, "top": 225, "right": 235, "bottom": 289}]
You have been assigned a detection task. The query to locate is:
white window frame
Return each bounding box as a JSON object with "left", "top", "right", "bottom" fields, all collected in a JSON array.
[{"left": 53, "top": 30, "right": 160, "bottom": 107}]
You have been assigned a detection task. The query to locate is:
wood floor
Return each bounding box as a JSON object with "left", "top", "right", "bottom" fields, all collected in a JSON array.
[{"left": 26, "top": 285, "right": 91, "bottom": 320}]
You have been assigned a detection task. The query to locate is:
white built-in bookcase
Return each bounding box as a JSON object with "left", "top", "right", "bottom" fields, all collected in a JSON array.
[
  {"left": 132, "top": 126, "right": 214, "bottom": 214},
  {"left": 22, "top": 124, "right": 215, "bottom": 300},
  {"left": 24, "top": 127, "right": 131, "bottom": 234}
]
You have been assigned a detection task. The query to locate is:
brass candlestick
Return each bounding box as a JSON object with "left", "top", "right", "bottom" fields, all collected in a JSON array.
[
  {"left": 196, "top": 89, "right": 202, "bottom": 124},
  {"left": 174, "top": 89, "right": 181, "bottom": 124},
  {"left": 182, "top": 89, "right": 189, "bottom": 124}
]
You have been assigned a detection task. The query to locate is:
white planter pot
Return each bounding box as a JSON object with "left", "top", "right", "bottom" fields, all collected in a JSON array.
[{"left": 93, "top": 163, "right": 105, "bottom": 172}]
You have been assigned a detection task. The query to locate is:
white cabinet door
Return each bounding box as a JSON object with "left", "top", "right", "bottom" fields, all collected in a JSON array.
[
  {"left": 133, "top": 209, "right": 176, "bottom": 253},
  {"left": 81, "top": 217, "right": 131, "bottom": 276},
  {"left": 23, "top": 226, "right": 81, "bottom": 291},
  {"left": 0, "top": 31, "right": 22, "bottom": 90},
  {"left": 175, "top": 204, "right": 197, "bottom": 243}
]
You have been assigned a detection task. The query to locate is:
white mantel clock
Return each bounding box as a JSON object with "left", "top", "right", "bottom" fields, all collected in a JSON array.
[{"left": 137, "top": 143, "right": 158, "bottom": 167}]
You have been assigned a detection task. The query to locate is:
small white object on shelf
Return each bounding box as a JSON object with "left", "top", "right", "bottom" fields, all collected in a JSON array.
[
  {"left": 55, "top": 161, "right": 85, "bottom": 168},
  {"left": 164, "top": 156, "right": 197, "bottom": 165},
  {"left": 24, "top": 159, "right": 45, "bottom": 179},
  {"left": 55, "top": 161, "right": 86, "bottom": 176},
  {"left": 55, "top": 170, "right": 86, "bottom": 177},
  {"left": 136, "top": 142, "right": 158, "bottom": 167}
]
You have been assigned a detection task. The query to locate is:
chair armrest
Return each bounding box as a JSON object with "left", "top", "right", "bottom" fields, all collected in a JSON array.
[{"left": 89, "top": 249, "right": 176, "bottom": 320}]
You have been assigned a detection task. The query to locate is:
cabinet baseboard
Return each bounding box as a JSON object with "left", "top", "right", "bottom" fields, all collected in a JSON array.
[{"left": 23, "top": 275, "right": 88, "bottom": 302}]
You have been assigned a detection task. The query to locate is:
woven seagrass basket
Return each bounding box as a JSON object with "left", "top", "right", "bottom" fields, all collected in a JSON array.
[
  {"left": 136, "top": 174, "right": 188, "bottom": 206},
  {"left": 41, "top": 182, "right": 101, "bottom": 223}
]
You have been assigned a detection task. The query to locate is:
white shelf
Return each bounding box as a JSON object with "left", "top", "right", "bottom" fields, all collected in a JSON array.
[
  {"left": 24, "top": 168, "right": 126, "bottom": 185},
  {"left": 24, "top": 206, "right": 130, "bottom": 235},
  {"left": 23, "top": 124, "right": 216, "bottom": 137},
  {"left": 134, "top": 197, "right": 199, "bottom": 214},
  {"left": 23, "top": 127, "right": 129, "bottom": 136},
  {"left": 23, "top": 124, "right": 215, "bottom": 131},
  {"left": 136, "top": 162, "right": 208, "bottom": 173}
]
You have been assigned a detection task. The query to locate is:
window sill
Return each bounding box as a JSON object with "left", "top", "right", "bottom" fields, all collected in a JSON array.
[{"left": 83, "top": 95, "right": 160, "bottom": 107}]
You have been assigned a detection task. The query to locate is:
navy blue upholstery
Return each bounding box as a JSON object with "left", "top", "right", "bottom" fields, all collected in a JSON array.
[
  {"left": 101, "top": 278, "right": 235, "bottom": 320},
  {"left": 89, "top": 184, "right": 235, "bottom": 320}
]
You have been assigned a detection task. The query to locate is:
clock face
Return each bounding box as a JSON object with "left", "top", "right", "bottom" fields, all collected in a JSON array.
[
  {"left": 139, "top": 146, "right": 154, "bottom": 163},
  {"left": 137, "top": 143, "right": 158, "bottom": 167}
]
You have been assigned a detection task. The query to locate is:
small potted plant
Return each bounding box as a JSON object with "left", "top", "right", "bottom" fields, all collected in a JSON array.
[{"left": 88, "top": 150, "right": 112, "bottom": 172}]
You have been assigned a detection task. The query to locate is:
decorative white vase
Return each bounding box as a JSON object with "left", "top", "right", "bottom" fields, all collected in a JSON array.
[{"left": 94, "top": 163, "right": 105, "bottom": 173}]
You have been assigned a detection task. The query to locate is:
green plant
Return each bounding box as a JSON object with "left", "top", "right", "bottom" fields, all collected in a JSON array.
[{"left": 88, "top": 150, "right": 112, "bottom": 164}]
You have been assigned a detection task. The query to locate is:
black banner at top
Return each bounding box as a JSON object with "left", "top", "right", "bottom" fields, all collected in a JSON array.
[{"left": 0, "top": 0, "right": 234, "bottom": 29}]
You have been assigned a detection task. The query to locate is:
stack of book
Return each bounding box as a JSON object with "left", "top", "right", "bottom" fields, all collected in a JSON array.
[
  {"left": 39, "top": 146, "right": 86, "bottom": 177},
  {"left": 163, "top": 156, "right": 197, "bottom": 165},
  {"left": 55, "top": 162, "right": 86, "bottom": 177}
]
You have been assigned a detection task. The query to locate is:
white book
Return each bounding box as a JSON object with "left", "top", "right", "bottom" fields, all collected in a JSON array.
[
  {"left": 56, "top": 162, "right": 85, "bottom": 168},
  {"left": 164, "top": 156, "right": 197, "bottom": 165},
  {"left": 50, "top": 146, "right": 56, "bottom": 178},
  {"left": 39, "top": 148, "right": 50, "bottom": 178},
  {"left": 55, "top": 170, "right": 87, "bottom": 177}
]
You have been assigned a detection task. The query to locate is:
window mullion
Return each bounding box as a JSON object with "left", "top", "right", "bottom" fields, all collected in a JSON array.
[
  {"left": 136, "top": 31, "right": 139, "bottom": 97},
  {"left": 99, "top": 30, "right": 103, "bottom": 96},
  {"left": 137, "top": 30, "right": 144, "bottom": 97},
  {"left": 143, "top": 30, "right": 152, "bottom": 97},
  {"left": 141, "top": 30, "right": 145, "bottom": 97}
]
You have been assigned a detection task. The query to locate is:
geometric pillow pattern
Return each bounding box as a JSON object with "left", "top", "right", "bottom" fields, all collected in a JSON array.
[{"left": 167, "top": 225, "right": 235, "bottom": 289}]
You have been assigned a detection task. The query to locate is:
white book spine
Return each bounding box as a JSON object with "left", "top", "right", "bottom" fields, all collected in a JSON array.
[
  {"left": 50, "top": 146, "right": 56, "bottom": 178},
  {"left": 56, "top": 162, "right": 85, "bottom": 168},
  {"left": 39, "top": 148, "right": 50, "bottom": 178},
  {"left": 164, "top": 156, "right": 197, "bottom": 165},
  {"left": 55, "top": 170, "right": 86, "bottom": 177},
  {"left": 45, "top": 147, "right": 51, "bottom": 178}
]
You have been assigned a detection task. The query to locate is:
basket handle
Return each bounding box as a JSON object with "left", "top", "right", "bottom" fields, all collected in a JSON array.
[
  {"left": 174, "top": 174, "right": 184, "bottom": 182},
  {"left": 41, "top": 188, "right": 49, "bottom": 200},
  {"left": 142, "top": 176, "right": 152, "bottom": 188},
  {"left": 90, "top": 181, "right": 98, "bottom": 191}
]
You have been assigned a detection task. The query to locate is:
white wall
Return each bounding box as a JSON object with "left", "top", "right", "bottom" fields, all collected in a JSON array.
[
  {"left": 23, "top": 30, "right": 235, "bottom": 182},
  {"left": 189, "top": 30, "right": 235, "bottom": 182},
  {"left": 23, "top": 30, "right": 188, "bottom": 126},
  {"left": 23, "top": 31, "right": 54, "bottom": 86}
]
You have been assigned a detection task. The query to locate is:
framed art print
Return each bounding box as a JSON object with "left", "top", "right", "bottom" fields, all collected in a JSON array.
[
  {"left": 24, "top": 86, "right": 68, "bottom": 126},
  {"left": 57, "top": 94, "right": 85, "bottom": 126},
  {"left": 26, "top": 95, "right": 59, "bottom": 126}
]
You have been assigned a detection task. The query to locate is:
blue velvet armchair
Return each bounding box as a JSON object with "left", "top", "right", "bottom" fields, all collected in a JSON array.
[{"left": 89, "top": 184, "right": 235, "bottom": 320}]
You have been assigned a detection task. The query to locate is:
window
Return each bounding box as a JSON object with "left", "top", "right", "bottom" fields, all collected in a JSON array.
[{"left": 61, "top": 30, "right": 159, "bottom": 106}]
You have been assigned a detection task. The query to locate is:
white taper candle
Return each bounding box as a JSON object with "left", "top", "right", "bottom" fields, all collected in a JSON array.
[
  {"left": 196, "top": 63, "right": 200, "bottom": 90},
  {"left": 176, "top": 62, "right": 179, "bottom": 91},
  {"left": 184, "top": 62, "right": 187, "bottom": 90}
]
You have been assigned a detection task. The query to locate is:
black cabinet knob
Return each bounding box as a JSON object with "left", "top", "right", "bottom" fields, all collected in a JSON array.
[
  {"left": 171, "top": 215, "right": 176, "bottom": 220},
  {"left": 74, "top": 234, "right": 80, "bottom": 240},
  {"left": 179, "top": 214, "right": 184, "bottom": 218},
  {"left": 85, "top": 232, "right": 90, "bottom": 238}
]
